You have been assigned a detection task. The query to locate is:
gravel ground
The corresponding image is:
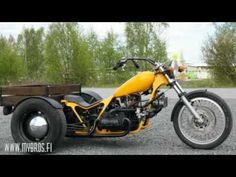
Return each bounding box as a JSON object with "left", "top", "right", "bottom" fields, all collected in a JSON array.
[{"left": 0, "top": 88, "right": 235, "bottom": 155}]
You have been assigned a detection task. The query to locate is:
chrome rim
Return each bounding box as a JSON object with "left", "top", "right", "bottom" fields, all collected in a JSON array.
[
  {"left": 178, "top": 97, "right": 226, "bottom": 145},
  {"left": 26, "top": 112, "right": 48, "bottom": 140}
]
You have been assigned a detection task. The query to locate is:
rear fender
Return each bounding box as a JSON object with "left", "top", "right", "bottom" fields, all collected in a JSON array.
[{"left": 13, "top": 96, "right": 63, "bottom": 112}]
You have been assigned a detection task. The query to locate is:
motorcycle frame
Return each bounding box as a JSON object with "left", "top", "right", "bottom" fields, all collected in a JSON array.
[
  {"left": 61, "top": 72, "right": 170, "bottom": 136},
  {"left": 61, "top": 58, "right": 203, "bottom": 136}
]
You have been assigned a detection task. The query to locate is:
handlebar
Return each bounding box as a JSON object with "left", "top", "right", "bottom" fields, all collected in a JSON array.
[
  {"left": 113, "top": 60, "right": 126, "bottom": 70},
  {"left": 113, "top": 57, "right": 157, "bottom": 71},
  {"left": 131, "top": 60, "right": 140, "bottom": 69}
]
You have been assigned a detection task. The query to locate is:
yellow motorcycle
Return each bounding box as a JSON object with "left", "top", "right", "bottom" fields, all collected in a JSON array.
[{"left": 10, "top": 57, "right": 233, "bottom": 153}]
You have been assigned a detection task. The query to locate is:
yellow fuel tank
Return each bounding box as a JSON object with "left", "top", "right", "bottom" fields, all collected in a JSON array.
[{"left": 113, "top": 71, "right": 155, "bottom": 97}]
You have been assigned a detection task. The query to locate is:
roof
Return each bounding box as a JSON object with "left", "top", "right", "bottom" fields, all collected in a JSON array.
[{"left": 186, "top": 63, "right": 208, "bottom": 67}]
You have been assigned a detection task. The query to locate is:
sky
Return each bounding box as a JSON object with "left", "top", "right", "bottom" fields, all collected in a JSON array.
[{"left": 0, "top": 22, "right": 215, "bottom": 65}]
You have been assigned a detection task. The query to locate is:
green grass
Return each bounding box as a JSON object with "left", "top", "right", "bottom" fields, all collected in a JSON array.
[
  {"left": 85, "top": 79, "right": 236, "bottom": 88},
  {"left": 179, "top": 79, "right": 236, "bottom": 88},
  {"left": 4, "top": 79, "right": 236, "bottom": 89},
  {"left": 85, "top": 82, "right": 120, "bottom": 88}
]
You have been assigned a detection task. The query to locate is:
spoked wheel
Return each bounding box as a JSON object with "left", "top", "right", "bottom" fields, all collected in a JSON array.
[{"left": 173, "top": 91, "right": 232, "bottom": 149}]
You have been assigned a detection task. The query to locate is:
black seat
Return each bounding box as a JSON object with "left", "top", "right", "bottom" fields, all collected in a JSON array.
[{"left": 64, "top": 95, "right": 96, "bottom": 107}]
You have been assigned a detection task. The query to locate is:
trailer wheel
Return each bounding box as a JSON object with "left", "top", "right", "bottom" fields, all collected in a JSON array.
[{"left": 11, "top": 98, "right": 66, "bottom": 154}]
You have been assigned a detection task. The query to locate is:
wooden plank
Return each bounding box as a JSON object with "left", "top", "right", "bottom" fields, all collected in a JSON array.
[
  {"left": 0, "top": 95, "right": 65, "bottom": 107},
  {"left": 1, "top": 84, "right": 81, "bottom": 96},
  {"left": 48, "top": 84, "right": 81, "bottom": 95},
  {"left": 0, "top": 84, "right": 81, "bottom": 106},
  {"left": 49, "top": 95, "right": 65, "bottom": 102},
  {"left": 6, "top": 84, "right": 47, "bottom": 87},
  {"left": 0, "top": 96, "right": 29, "bottom": 106},
  {"left": 1, "top": 86, "right": 47, "bottom": 96}
]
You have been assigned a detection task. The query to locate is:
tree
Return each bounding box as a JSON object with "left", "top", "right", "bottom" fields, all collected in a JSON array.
[
  {"left": 86, "top": 30, "right": 100, "bottom": 67},
  {"left": 87, "top": 30, "right": 129, "bottom": 85},
  {"left": 16, "top": 27, "right": 45, "bottom": 81},
  {"left": 0, "top": 23, "right": 170, "bottom": 86},
  {"left": 86, "top": 30, "right": 101, "bottom": 83},
  {"left": 202, "top": 23, "right": 236, "bottom": 83},
  {"left": 0, "top": 35, "right": 24, "bottom": 85},
  {"left": 45, "top": 22, "right": 92, "bottom": 85},
  {"left": 125, "top": 22, "right": 168, "bottom": 70},
  {"left": 95, "top": 31, "right": 124, "bottom": 84}
]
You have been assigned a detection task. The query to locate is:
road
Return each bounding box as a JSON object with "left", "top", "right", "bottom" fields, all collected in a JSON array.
[{"left": 0, "top": 88, "right": 235, "bottom": 155}]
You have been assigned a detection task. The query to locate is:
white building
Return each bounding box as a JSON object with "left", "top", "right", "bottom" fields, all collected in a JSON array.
[{"left": 186, "top": 63, "right": 210, "bottom": 79}]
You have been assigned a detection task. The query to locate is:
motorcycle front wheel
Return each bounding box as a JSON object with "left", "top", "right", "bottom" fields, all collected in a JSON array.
[{"left": 173, "top": 91, "right": 232, "bottom": 149}]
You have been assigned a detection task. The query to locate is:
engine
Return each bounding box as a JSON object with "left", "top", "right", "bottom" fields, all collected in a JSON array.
[
  {"left": 97, "top": 108, "right": 140, "bottom": 131},
  {"left": 97, "top": 94, "right": 141, "bottom": 131},
  {"left": 64, "top": 92, "right": 167, "bottom": 133},
  {"left": 148, "top": 93, "right": 168, "bottom": 117}
]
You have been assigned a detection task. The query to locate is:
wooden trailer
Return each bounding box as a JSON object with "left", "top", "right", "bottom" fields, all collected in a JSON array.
[{"left": 0, "top": 84, "right": 81, "bottom": 114}]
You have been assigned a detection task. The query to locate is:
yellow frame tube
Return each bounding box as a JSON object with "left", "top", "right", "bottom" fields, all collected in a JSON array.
[
  {"left": 62, "top": 73, "right": 169, "bottom": 136},
  {"left": 149, "top": 73, "right": 169, "bottom": 100}
]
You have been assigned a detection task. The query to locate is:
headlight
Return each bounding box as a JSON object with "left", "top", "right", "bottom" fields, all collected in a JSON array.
[
  {"left": 178, "top": 64, "right": 185, "bottom": 73},
  {"left": 167, "top": 61, "right": 185, "bottom": 77},
  {"left": 167, "top": 65, "right": 175, "bottom": 75}
]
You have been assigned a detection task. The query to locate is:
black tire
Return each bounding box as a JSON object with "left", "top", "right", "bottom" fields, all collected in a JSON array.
[
  {"left": 173, "top": 91, "right": 232, "bottom": 149},
  {"left": 11, "top": 98, "right": 66, "bottom": 154}
]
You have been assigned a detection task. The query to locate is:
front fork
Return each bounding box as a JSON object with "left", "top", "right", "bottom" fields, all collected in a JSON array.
[
  {"left": 172, "top": 81, "right": 204, "bottom": 124},
  {"left": 159, "top": 65, "right": 203, "bottom": 123}
]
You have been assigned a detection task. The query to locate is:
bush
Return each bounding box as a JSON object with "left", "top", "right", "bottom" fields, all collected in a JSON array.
[{"left": 202, "top": 23, "right": 236, "bottom": 84}]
